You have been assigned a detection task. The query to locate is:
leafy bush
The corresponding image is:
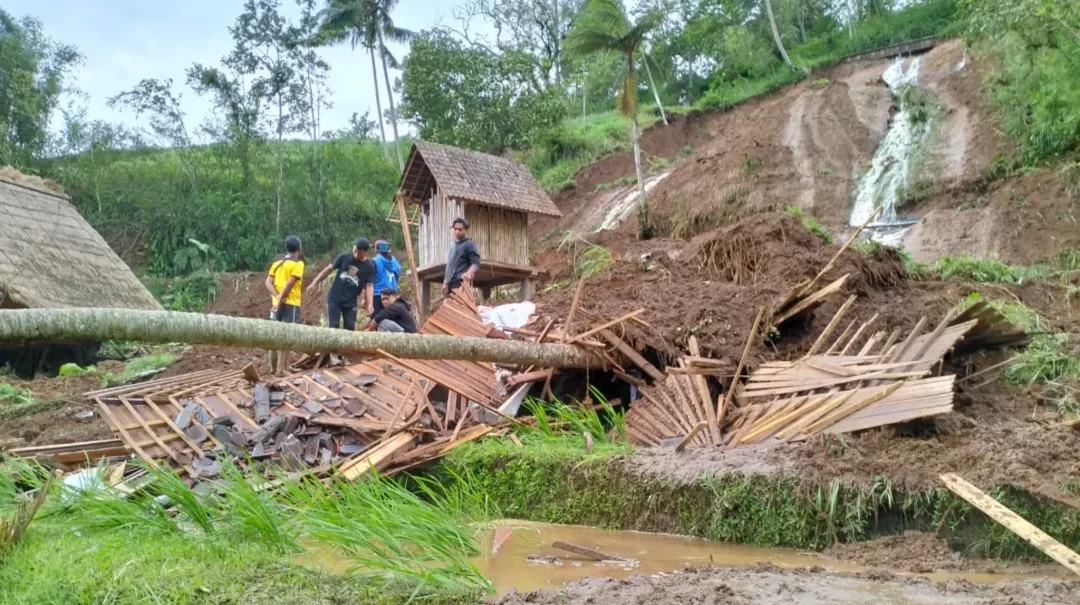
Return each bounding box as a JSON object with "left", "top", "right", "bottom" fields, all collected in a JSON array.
[
  {"left": 141, "top": 272, "right": 221, "bottom": 312},
  {"left": 964, "top": 0, "right": 1080, "bottom": 165}
]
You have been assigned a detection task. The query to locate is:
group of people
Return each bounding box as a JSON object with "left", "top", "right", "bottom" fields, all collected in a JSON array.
[{"left": 262, "top": 217, "right": 482, "bottom": 374}]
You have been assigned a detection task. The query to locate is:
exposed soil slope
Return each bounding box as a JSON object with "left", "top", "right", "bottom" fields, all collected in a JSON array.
[{"left": 534, "top": 40, "right": 1077, "bottom": 266}]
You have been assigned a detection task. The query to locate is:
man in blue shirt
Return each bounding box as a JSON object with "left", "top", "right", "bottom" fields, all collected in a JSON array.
[{"left": 372, "top": 239, "right": 402, "bottom": 313}]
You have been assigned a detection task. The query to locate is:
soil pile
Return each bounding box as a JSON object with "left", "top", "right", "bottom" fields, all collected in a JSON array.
[
  {"left": 491, "top": 564, "right": 1080, "bottom": 605},
  {"left": 0, "top": 372, "right": 111, "bottom": 447},
  {"left": 824, "top": 531, "right": 966, "bottom": 573},
  {"left": 532, "top": 212, "right": 936, "bottom": 364}
]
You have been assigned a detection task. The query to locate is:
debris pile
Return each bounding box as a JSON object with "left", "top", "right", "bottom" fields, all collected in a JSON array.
[
  {"left": 626, "top": 300, "right": 1027, "bottom": 449},
  {"left": 79, "top": 290, "right": 508, "bottom": 481}
]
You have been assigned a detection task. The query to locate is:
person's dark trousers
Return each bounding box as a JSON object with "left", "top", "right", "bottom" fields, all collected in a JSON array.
[
  {"left": 372, "top": 296, "right": 385, "bottom": 314},
  {"left": 327, "top": 300, "right": 357, "bottom": 330}
]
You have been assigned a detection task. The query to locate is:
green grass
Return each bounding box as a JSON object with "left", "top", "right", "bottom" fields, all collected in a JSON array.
[
  {"left": 0, "top": 383, "right": 38, "bottom": 421},
  {"left": 928, "top": 252, "right": 1080, "bottom": 285},
  {"left": 58, "top": 353, "right": 178, "bottom": 387},
  {"left": 959, "top": 294, "right": 1080, "bottom": 412},
  {"left": 523, "top": 109, "right": 662, "bottom": 192},
  {"left": 1, "top": 458, "right": 496, "bottom": 604},
  {"left": 784, "top": 205, "right": 834, "bottom": 244}
]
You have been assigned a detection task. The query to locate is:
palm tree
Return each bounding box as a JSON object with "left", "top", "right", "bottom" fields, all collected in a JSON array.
[
  {"left": 317, "top": 0, "right": 391, "bottom": 161},
  {"left": 568, "top": 0, "right": 663, "bottom": 238},
  {"left": 367, "top": 0, "right": 413, "bottom": 172},
  {"left": 317, "top": 0, "right": 411, "bottom": 171},
  {"left": 763, "top": 0, "right": 794, "bottom": 67}
]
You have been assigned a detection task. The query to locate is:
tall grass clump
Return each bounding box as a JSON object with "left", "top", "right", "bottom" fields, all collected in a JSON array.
[
  {"left": 558, "top": 231, "right": 614, "bottom": 278},
  {"left": 217, "top": 462, "right": 300, "bottom": 553},
  {"left": 295, "top": 475, "right": 491, "bottom": 599},
  {"left": 517, "top": 389, "right": 630, "bottom": 451}
]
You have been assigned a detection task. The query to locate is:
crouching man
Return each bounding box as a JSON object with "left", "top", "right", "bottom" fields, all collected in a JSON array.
[{"left": 364, "top": 287, "right": 418, "bottom": 333}]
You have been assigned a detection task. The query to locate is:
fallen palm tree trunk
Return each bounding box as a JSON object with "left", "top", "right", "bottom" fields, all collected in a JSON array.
[{"left": 0, "top": 308, "right": 605, "bottom": 369}]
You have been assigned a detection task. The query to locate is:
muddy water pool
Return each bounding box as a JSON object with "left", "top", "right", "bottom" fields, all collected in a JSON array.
[{"left": 302, "top": 520, "right": 1061, "bottom": 595}]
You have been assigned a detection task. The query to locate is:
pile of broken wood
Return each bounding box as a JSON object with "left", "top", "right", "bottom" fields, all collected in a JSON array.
[{"left": 625, "top": 298, "right": 1028, "bottom": 450}]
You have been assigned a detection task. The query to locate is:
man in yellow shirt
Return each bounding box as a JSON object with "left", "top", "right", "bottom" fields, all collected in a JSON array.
[{"left": 264, "top": 235, "right": 304, "bottom": 375}]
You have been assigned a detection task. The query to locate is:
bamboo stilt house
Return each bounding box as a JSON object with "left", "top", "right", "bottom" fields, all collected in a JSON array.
[
  {"left": 396, "top": 142, "right": 562, "bottom": 310},
  {"left": 0, "top": 171, "right": 161, "bottom": 374}
]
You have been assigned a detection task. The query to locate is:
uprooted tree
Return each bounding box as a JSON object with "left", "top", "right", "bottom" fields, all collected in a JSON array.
[{"left": 0, "top": 308, "right": 605, "bottom": 369}]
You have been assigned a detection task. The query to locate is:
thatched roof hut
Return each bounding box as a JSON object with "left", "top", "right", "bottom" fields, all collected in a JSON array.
[
  {"left": 397, "top": 141, "right": 561, "bottom": 308},
  {"left": 0, "top": 173, "right": 161, "bottom": 311}
]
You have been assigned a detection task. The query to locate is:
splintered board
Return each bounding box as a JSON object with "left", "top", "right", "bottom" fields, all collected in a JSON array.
[{"left": 941, "top": 473, "right": 1080, "bottom": 576}]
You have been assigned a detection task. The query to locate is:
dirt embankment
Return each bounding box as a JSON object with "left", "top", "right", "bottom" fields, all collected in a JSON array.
[
  {"left": 492, "top": 564, "right": 1080, "bottom": 605},
  {"left": 535, "top": 40, "right": 1078, "bottom": 266}
]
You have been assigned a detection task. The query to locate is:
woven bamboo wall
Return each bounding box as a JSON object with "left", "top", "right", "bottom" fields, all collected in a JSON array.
[{"left": 417, "top": 187, "right": 529, "bottom": 269}]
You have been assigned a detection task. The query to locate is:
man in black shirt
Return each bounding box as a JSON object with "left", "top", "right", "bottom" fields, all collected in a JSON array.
[
  {"left": 306, "top": 237, "right": 375, "bottom": 331},
  {"left": 364, "top": 287, "right": 417, "bottom": 333},
  {"left": 441, "top": 217, "right": 481, "bottom": 296}
]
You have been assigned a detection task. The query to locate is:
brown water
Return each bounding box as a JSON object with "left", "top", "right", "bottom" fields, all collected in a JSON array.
[{"left": 301, "top": 520, "right": 1058, "bottom": 595}]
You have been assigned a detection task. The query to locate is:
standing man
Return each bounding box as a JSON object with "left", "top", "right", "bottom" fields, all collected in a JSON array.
[
  {"left": 441, "top": 217, "right": 481, "bottom": 297},
  {"left": 372, "top": 239, "right": 402, "bottom": 314},
  {"left": 364, "top": 287, "right": 417, "bottom": 333},
  {"left": 306, "top": 237, "right": 375, "bottom": 331},
  {"left": 264, "top": 235, "right": 304, "bottom": 376}
]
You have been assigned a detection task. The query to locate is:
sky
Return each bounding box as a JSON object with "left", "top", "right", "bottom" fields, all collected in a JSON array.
[{"left": 6, "top": 0, "right": 492, "bottom": 141}]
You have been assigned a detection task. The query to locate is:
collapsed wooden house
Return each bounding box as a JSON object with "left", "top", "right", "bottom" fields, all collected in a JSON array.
[
  {"left": 0, "top": 172, "right": 161, "bottom": 374},
  {"left": 395, "top": 142, "right": 562, "bottom": 310}
]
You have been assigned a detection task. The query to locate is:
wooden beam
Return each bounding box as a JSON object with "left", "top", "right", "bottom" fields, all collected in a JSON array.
[
  {"left": 719, "top": 307, "right": 764, "bottom": 424},
  {"left": 397, "top": 194, "right": 425, "bottom": 322},
  {"left": 568, "top": 309, "right": 645, "bottom": 344},
  {"left": 675, "top": 421, "right": 707, "bottom": 452},
  {"left": 598, "top": 329, "right": 665, "bottom": 383},
  {"left": 688, "top": 336, "right": 719, "bottom": 445},
  {"left": 552, "top": 541, "right": 626, "bottom": 562},
  {"left": 940, "top": 473, "right": 1080, "bottom": 576}
]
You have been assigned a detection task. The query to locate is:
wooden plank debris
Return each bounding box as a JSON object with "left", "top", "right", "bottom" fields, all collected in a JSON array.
[
  {"left": 552, "top": 541, "right": 627, "bottom": 562},
  {"left": 940, "top": 473, "right": 1080, "bottom": 576}
]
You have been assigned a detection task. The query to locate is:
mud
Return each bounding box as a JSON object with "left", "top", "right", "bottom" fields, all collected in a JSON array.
[
  {"left": 491, "top": 564, "right": 1080, "bottom": 605},
  {"left": 0, "top": 373, "right": 111, "bottom": 448},
  {"left": 823, "top": 531, "right": 1062, "bottom": 576}
]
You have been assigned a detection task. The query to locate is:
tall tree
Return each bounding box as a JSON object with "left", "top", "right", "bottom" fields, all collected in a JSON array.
[
  {"left": 449, "top": 0, "right": 586, "bottom": 92},
  {"left": 368, "top": 0, "right": 413, "bottom": 171},
  {"left": 318, "top": 0, "right": 412, "bottom": 171},
  {"left": 763, "top": 0, "right": 794, "bottom": 67},
  {"left": 568, "top": 0, "right": 662, "bottom": 238},
  {"left": 289, "top": 0, "right": 334, "bottom": 249},
  {"left": 398, "top": 31, "right": 566, "bottom": 154},
  {"left": 318, "top": 0, "right": 390, "bottom": 164},
  {"left": 228, "top": 0, "right": 309, "bottom": 234},
  {"left": 0, "top": 10, "right": 81, "bottom": 168}
]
